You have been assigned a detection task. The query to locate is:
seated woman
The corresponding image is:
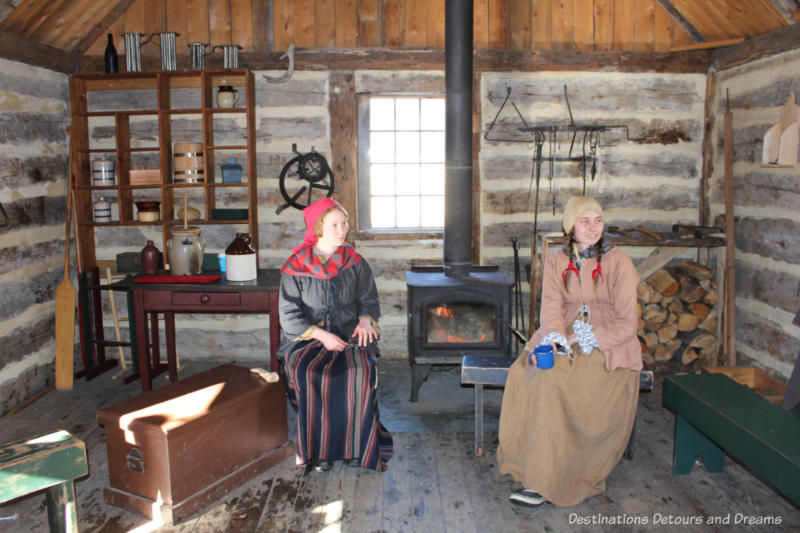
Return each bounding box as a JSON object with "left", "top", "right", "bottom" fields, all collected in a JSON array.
[
  {"left": 497, "top": 195, "right": 642, "bottom": 507},
  {"left": 278, "top": 197, "right": 393, "bottom": 472}
]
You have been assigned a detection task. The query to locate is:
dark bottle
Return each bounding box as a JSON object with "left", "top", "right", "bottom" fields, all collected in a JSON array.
[
  {"left": 104, "top": 34, "right": 118, "bottom": 74},
  {"left": 140, "top": 240, "right": 160, "bottom": 275}
]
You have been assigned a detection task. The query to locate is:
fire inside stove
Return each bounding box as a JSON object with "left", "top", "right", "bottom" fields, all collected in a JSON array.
[{"left": 426, "top": 302, "right": 496, "bottom": 344}]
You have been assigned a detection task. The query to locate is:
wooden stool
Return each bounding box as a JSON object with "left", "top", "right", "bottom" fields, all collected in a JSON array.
[{"left": 0, "top": 430, "right": 88, "bottom": 532}]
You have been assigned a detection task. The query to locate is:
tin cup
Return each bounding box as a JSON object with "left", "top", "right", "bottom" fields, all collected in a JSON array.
[{"left": 531, "top": 344, "right": 555, "bottom": 369}]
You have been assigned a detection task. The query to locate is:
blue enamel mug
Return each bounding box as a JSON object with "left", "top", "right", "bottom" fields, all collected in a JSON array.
[{"left": 532, "top": 345, "right": 555, "bottom": 369}]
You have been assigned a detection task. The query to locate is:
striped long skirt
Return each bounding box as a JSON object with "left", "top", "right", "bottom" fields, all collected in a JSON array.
[{"left": 281, "top": 339, "right": 393, "bottom": 471}]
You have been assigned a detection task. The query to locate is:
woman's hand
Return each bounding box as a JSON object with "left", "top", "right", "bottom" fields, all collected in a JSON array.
[
  {"left": 312, "top": 328, "right": 347, "bottom": 352},
  {"left": 353, "top": 317, "right": 378, "bottom": 347}
]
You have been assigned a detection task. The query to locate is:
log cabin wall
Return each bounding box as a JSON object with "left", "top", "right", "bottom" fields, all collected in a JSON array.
[
  {"left": 709, "top": 47, "right": 800, "bottom": 380},
  {"left": 0, "top": 58, "right": 69, "bottom": 415},
  {"left": 479, "top": 70, "right": 707, "bottom": 275}
]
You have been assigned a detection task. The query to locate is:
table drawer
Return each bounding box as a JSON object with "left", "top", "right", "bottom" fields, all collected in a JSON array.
[{"left": 171, "top": 291, "right": 241, "bottom": 307}]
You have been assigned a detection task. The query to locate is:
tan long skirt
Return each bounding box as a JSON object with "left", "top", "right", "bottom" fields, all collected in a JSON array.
[{"left": 497, "top": 349, "right": 639, "bottom": 506}]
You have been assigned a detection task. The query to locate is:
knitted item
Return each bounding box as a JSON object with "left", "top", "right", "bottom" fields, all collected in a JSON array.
[
  {"left": 540, "top": 331, "right": 571, "bottom": 353},
  {"left": 572, "top": 319, "right": 599, "bottom": 355}
]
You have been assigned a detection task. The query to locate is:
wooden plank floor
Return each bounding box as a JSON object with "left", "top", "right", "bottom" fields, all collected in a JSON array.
[{"left": 0, "top": 358, "right": 798, "bottom": 532}]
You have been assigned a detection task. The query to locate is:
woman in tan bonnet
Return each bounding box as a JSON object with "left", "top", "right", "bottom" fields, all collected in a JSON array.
[{"left": 497, "top": 195, "right": 642, "bottom": 507}]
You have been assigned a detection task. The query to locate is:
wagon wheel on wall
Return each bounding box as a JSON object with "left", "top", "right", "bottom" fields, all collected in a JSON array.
[{"left": 276, "top": 146, "right": 335, "bottom": 214}]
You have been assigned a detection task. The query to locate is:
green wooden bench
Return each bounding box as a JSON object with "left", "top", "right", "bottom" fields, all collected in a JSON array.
[
  {"left": 663, "top": 373, "right": 800, "bottom": 505},
  {"left": 0, "top": 430, "right": 88, "bottom": 532},
  {"left": 460, "top": 355, "right": 653, "bottom": 456}
]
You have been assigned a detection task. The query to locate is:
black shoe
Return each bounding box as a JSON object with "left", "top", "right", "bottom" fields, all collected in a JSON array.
[
  {"left": 344, "top": 458, "right": 361, "bottom": 468},
  {"left": 312, "top": 459, "right": 333, "bottom": 472},
  {"left": 509, "top": 489, "right": 547, "bottom": 507}
]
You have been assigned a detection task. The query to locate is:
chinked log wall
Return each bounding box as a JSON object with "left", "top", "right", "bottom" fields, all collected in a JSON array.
[
  {"left": 0, "top": 58, "right": 69, "bottom": 415},
  {"left": 83, "top": 68, "right": 709, "bottom": 362},
  {"left": 710, "top": 48, "right": 800, "bottom": 379},
  {"left": 478, "top": 71, "right": 707, "bottom": 310}
]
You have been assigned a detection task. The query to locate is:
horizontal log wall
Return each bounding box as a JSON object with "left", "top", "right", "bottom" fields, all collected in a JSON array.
[
  {"left": 479, "top": 71, "right": 706, "bottom": 306},
  {"left": 711, "top": 49, "right": 800, "bottom": 379},
  {"left": 0, "top": 58, "right": 69, "bottom": 415},
  {"left": 88, "top": 68, "right": 709, "bottom": 363}
]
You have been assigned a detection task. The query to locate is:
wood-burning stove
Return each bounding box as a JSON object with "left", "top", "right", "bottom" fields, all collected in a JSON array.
[{"left": 406, "top": 266, "right": 513, "bottom": 401}]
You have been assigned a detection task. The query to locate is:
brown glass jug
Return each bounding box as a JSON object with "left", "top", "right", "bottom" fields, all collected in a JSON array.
[{"left": 140, "top": 240, "right": 160, "bottom": 275}]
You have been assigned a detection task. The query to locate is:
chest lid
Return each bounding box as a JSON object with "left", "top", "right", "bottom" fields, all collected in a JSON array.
[{"left": 96, "top": 364, "right": 271, "bottom": 436}]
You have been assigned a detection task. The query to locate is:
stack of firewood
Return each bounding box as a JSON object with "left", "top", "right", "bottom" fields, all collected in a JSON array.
[{"left": 637, "top": 260, "right": 719, "bottom": 366}]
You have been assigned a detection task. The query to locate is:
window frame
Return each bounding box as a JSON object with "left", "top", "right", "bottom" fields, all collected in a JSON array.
[{"left": 354, "top": 91, "right": 446, "bottom": 238}]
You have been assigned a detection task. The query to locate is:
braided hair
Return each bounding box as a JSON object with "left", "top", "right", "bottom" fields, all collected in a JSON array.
[{"left": 562, "top": 229, "right": 605, "bottom": 292}]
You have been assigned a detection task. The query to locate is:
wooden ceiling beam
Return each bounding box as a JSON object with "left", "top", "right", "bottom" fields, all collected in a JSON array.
[
  {"left": 71, "top": 0, "right": 138, "bottom": 55},
  {"left": 654, "top": 0, "right": 705, "bottom": 43},
  {"left": 80, "top": 46, "right": 711, "bottom": 74},
  {"left": 712, "top": 21, "right": 800, "bottom": 70},
  {"left": 0, "top": 29, "right": 78, "bottom": 72}
]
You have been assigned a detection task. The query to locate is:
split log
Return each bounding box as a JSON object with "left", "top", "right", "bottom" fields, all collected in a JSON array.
[
  {"left": 674, "top": 260, "right": 714, "bottom": 280},
  {"left": 681, "top": 346, "right": 699, "bottom": 365},
  {"left": 647, "top": 269, "right": 679, "bottom": 296},
  {"left": 688, "top": 302, "right": 711, "bottom": 320},
  {"left": 698, "top": 311, "right": 718, "bottom": 333},
  {"left": 703, "top": 289, "right": 719, "bottom": 305},
  {"left": 653, "top": 339, "right": 682, "bottom": 361},
  {"left": 637, "top": 282, "right": 662, "bottom": 304},
  {"left": 677, "top": 312, "right": 702, "bottom": 332},
  {"left": 663, "top": 296, "right": 685, "bottom": 314},
  {"left": 642, "top": 332, "right": 659, "bottom": 351},
  {"left": 658, "top": 322, "right": 679, "bottom": 344},
  {"left": 643, "top": 304, "right": 668, "bottom": 331},
  {"left": 678, "top": 276, "right": 707, "bottom": 303},
  {"left": 687, "top": 331, "right": 717, "bottom": 351}
]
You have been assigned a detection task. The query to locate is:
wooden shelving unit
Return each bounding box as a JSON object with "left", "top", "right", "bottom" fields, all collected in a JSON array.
[{"left": 69, "top": 69, "right": 258, "bottom": 270}]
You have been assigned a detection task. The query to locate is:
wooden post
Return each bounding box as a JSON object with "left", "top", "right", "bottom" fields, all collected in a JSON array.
[{"left": 723, "top": 96, "right": 736, "bottom": 366}]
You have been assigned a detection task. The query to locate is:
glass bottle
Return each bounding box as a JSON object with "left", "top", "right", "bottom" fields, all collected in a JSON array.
[{"left": 104, "top": 34, "right": 118, "bottom": 74}]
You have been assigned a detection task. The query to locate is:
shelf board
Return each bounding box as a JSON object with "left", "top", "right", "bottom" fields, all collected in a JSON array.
[
  {"left": 206, "top": 145, "right": 247, "bottom": 151},
  {"left": 80, "top": 109, "right": 158, "bottom": 117},
  {"left": 207, "top": 108, "right": 247, "bottom": 114}
]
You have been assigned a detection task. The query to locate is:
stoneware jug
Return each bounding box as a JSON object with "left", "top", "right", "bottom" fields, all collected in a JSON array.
[
  {"left": 217, "top": 85, "right": 239, "bottom": 108},
  {"left": 225, "top": 232, "right": 256, "bottom": 281},
  {"left": 167, "top": 227, "right": 204, "bottom": 275}
]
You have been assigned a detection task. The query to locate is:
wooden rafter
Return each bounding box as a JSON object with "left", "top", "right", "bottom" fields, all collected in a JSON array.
[
  {"left": 0, "top": 28, "right": 78, "bottom": 72},
  {"left": 71, "top": 0, "right": 138, "bottom": 55},
  {"left": 655, "top": 0, "right": 706, "bottom": 42}
]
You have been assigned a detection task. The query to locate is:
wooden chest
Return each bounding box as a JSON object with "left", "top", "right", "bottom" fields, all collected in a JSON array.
[{"left": 96, "top": 364, "right": 293, "bottom": 524}]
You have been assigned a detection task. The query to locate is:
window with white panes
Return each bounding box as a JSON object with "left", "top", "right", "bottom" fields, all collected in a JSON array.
[{"left": 357, "top": 96, "right": 445, "bottom": 230}]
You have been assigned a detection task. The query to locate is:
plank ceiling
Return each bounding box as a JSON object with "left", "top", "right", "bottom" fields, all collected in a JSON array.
[{"left": 0, "top": 0, "right": 797, "bottom": 72}]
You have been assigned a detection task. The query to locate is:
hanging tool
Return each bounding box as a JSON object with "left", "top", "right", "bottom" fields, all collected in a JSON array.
[
  {"left": 548, "top": 129, "right": 556, "bottom": 214},
  {"left": 528, "top": 131, "right": 546, "bottom": 336},
  {"left": 55, "top": 127, "right": 76, "bottom": 391},
  {"left": 510, "top": 237, "right": 524, "bottom": 351}
]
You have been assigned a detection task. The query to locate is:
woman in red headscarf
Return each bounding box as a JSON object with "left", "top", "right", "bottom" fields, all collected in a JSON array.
[{"left": 278, "top": 197, "right": 392, "bottom": 472}]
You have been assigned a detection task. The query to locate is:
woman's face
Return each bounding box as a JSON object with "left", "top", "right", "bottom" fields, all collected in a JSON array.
[
  {"left": 573, "top": 210, "right": 604, "bottom": 250},
  {"left": 318, "top": 208, "right": 349, "bottom": 249}
]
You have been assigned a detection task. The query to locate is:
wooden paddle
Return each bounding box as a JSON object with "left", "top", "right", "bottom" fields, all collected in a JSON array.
[{"left": 55, "top": 131, "right": 75, "bottom": 391}]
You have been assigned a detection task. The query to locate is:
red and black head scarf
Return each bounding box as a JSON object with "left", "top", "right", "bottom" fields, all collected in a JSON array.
[
  {"left": 281, "top": 197, "right": 361, "bottom": 280},
  {"left": 292, "top": 197, "right": 343, "bottom": 254}
]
